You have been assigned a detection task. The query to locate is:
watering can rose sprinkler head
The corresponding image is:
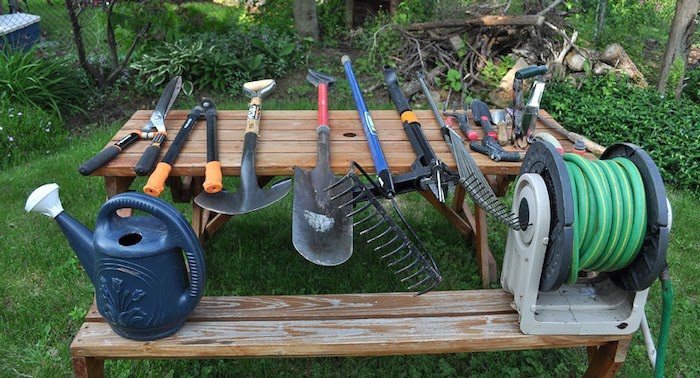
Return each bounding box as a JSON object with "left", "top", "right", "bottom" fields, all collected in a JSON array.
[{"left": 25, "top": 183, "right": 63, "bottom": 218}]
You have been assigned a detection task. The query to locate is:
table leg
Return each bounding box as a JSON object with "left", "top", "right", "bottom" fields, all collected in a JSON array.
[
  {"left": 72, "top": 356, "right": 104, "bottom": 378},
  {"left": 583, "top": 339, "right": 630, "bottom": 377},
  {"left": 474, "top": 204, "right": 497, "bottom": 287},
  {"left": 104, "top": 176, "right": 135, "bottom": 218}
]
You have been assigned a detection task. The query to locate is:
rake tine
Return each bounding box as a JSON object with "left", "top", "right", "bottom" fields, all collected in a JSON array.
[
  {"left": 346, "top": 199, "right": 373, "bottom": 217},
  {"left": 388, "top": 250, "right": 417, "bottom": 269},
  {"left": 408, "top": 274, "right": 436, "bottom": 291},
  {"left": 366, "top": 226, "right": 394, "bottom": 243},
  {"left": 325, "top": 174, "right": 353, "bottom": 191},
  {"left": 359, "top": 219, "right": 390, "bottom": 235},
  {"left": 328, "top": 179, "right": 357, "bottom": 200},
  {"left": 353, "top": 208, "right": 380, "bottom": 227},
  {"left": 400, "top": 264, "right": 427, "bottom": 282},
  {"left": 375, "top": 235, "right": 403, "bottom": 253}
]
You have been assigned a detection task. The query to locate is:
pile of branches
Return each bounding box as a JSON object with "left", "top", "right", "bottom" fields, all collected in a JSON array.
[{"left": 366, "top": 1, "right": 646, "bottom": 104}]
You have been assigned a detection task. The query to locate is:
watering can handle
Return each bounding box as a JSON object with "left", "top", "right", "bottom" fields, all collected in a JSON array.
[{"left": 97, "top": 193, "right": 205, "bottom": 299}]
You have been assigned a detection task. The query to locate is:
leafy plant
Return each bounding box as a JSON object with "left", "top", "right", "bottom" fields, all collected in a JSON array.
[
  {"left": 542, "top": 74, "right": 700, "bottom": 192},
  {"left": 0, "top": 46, "right": 91, "bottom": 119},
  {"left": 481, "top": 55, "right": 516, "bottom": 87},
  {"left": 131, "top": 26, "right": 308, "bottom": 96}
]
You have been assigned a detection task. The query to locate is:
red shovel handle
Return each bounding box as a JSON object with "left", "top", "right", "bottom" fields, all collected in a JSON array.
[{"left": 318, "top": 82, "right": 328, "bottom": 127}]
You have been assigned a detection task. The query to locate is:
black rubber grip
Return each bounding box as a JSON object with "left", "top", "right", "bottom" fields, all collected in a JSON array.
[
  {"left": 515, "top": 65, "right": 547, "bottom": 79},
  {"left": 383, "top": 67, "right": 412, "bottom": 115},
  {"left": 496, "top": 152, "right": 523, "bottom": 162},
  {"left": 134, "top": 145, "right": 161, "bottom": 176},
  {"left": 79, "top": 145, "right": 121, "bottom": 176}
]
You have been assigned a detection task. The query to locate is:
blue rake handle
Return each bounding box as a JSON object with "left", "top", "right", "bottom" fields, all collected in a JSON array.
[{"left": 342, "top": 55, "right": 395, "bottom": 197}]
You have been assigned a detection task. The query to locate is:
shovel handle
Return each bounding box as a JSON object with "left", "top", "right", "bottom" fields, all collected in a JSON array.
[
  {"left": 317, "top": 82, "right": 329, "bottom": 127},
  {"left": 245, "top": 97, "right": 262, "bottom": 135}
]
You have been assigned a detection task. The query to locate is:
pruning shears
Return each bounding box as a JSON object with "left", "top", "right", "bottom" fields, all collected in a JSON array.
[
  {"left": 512, "top": 65, "right": 546, "bottom": 148},
  {"left": 470, "top": 99, "right": 523, "bottom": 162},
  {"left": 79, "top": 76, "right": 182, "bottom": 176}
]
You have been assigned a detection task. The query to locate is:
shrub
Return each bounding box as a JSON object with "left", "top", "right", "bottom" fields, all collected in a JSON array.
[
  {"left": 0, "top": 46, "right": 91, "bottom": 119},
  {"left": 542, "top": 74, "right": 700, "bottom": 192},
  {"left": 0, "top": 99, "right": 66, "bottom": 168},
  {"left": 131, "top": 26, "right": 309, "bottom": 96}
]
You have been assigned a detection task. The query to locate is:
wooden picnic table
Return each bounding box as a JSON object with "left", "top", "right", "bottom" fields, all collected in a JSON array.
[
  {"left": 71, "top": 109, "right": 628, "bottom": 378},
  {"left": 89, "top": 108, "right": 592, "bottom": 287}
]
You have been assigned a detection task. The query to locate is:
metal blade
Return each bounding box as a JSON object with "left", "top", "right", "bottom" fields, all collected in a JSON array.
[{"left": 142, "top": 76, "right": 183, "bottom": 132}]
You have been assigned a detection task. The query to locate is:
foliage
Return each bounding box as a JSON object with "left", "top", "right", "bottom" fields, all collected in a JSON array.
[
  {"left": 565, "top": 0, "right": 675, "bottom": 61},
  {"left": 542, "top": 73, "right": 700, "bottom": 192},
  {"left": 481, "top": 56, "right": 516, "bottom": 87},
  {"left": 0, "top": 46, "right": 91, "bottom": 119},
  {"left": 0, "top": 99, "right": 66, "bottom": 168},
  {"left": 316, "top": 0, "right": 347, "bottom": 45},
  {"left": 683, "top": 65, "right": 700, "bottom": 102},
  {"left": 131, "top": 26, "right": 309, "bottom": 96}
]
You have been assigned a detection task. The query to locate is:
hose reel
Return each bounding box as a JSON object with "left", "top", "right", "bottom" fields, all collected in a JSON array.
[{"left": 502, "top": 140, "right": 671, "bottom": 335}]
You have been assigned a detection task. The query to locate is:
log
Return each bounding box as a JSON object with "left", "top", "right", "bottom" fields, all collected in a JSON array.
[
  {"left": 406, "top": 15, "right": 545, "bottom": 31},
  {"left": 600, "top": 43, "right": 647, "bottom": 87}
]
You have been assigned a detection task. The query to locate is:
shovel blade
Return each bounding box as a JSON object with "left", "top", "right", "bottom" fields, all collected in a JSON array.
[
  {"left": 194, "top": 178, "right": 292, "bottom": 215},
  {"left": 292, "top": 166, "right": 353, "bottom": 266}
]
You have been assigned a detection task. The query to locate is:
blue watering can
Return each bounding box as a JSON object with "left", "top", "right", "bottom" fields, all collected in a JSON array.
[{"left": 25, "top": 183, "right": 206, "bottom": 340}]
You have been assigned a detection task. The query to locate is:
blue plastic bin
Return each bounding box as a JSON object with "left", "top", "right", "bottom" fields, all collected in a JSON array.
[{"left": 0, "top": 13, "right": 41, "bottom": 52}]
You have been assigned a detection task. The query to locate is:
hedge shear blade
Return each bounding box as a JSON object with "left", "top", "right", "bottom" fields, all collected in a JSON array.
[{"left": 134, "top": 76, "right": 183, "bottom": 175}]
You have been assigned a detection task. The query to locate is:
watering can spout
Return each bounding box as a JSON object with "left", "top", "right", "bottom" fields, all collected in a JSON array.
[{"left": 25, "top": 183, "right": 97, "bottom": 283}]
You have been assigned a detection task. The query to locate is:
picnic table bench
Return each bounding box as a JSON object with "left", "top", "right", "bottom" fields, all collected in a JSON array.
[{"left": 72, "top": 109, "right": 627, "bottom": 377}]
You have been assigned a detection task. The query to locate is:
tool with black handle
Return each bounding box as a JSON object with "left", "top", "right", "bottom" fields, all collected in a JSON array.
[
  {"left": 79, "top": 76, "right": 181, "bottom": 176},
  {"left": 470, "top": 99, "right": 523, "bottom": 162},
  {"left": 201, "top": 100, "right": 223, "bottom": 194},
  {"left": 382, "top": 67, "right": 454, "bottom": 202},
  {"left": 143, "top": 99, "right": 211, "bottom": 197}
]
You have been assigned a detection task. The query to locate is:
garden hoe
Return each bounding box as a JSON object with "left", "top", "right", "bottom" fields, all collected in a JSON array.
[
  {"left": 292, "top": 70, "right": 353, "bottom": 266},
  {"left": 194, "top": 79, "right": 292, "bottom": 215}
]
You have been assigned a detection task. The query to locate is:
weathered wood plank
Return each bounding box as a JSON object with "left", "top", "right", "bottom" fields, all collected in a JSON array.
[
  {"left": 71, "top": 313, "right": 628, "bottom": 359},
  {"left": 84, "top": 291, "right": 516, "bottom": 323}
]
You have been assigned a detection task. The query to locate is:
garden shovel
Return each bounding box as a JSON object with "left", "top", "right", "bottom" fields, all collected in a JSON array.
[
  {"left": 291, "top": 70, "right": 353, "bottom": 266},
  {"left": 194, "top": 79, "right": 291, "bottom": 215}
]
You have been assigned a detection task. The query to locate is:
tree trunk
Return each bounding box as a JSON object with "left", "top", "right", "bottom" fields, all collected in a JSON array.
[
  {"left": 293, "top": 0, "right": 319, "bottom": 41},
  {"left": 657, "top": 0, "right": 699, "bottom": 98}
]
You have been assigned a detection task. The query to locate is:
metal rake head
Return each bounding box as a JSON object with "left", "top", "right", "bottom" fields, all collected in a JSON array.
[
  {"left": 326, "top": 162, "right": 442, "bottom": 294},
  {"left": 444, "top": 127, "right": 521, "bottom": 231}
]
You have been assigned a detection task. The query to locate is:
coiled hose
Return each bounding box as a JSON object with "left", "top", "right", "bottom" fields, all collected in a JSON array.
[{"left": 563, "top": 153, "right": 672, "bottom": 377}]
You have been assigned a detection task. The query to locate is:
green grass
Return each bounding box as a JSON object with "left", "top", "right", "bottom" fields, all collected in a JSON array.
[{"left": 1, "top": 102, "right": 699, "bottom": 376}]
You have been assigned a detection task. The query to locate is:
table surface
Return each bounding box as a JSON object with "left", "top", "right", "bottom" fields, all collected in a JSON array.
[{"left": 89, "top": 109, "right": 590, "bottom": 178}]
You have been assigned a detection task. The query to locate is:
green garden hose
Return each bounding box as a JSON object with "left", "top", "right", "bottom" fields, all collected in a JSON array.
[
  {"left": 562, "top": 153, "right": 672, "bottom": 377},
  {"left": 563, "top": 153, "right": 647, "bottom": 283}
]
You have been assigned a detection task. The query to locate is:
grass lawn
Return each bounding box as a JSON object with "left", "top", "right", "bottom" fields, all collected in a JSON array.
[{"left": 1, "top": 108, "right": 699, "bottom": 376}]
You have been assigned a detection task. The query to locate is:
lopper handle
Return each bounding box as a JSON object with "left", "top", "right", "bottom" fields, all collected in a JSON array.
[
  {"left": 203, "top": 104, "right": 222, "bottom": 193},
  {"left": 143, "top": 162, "right": 172, "bottom": 196},
  {"left": 383, "top": 66, "right": 412, "bottom": 115}
]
